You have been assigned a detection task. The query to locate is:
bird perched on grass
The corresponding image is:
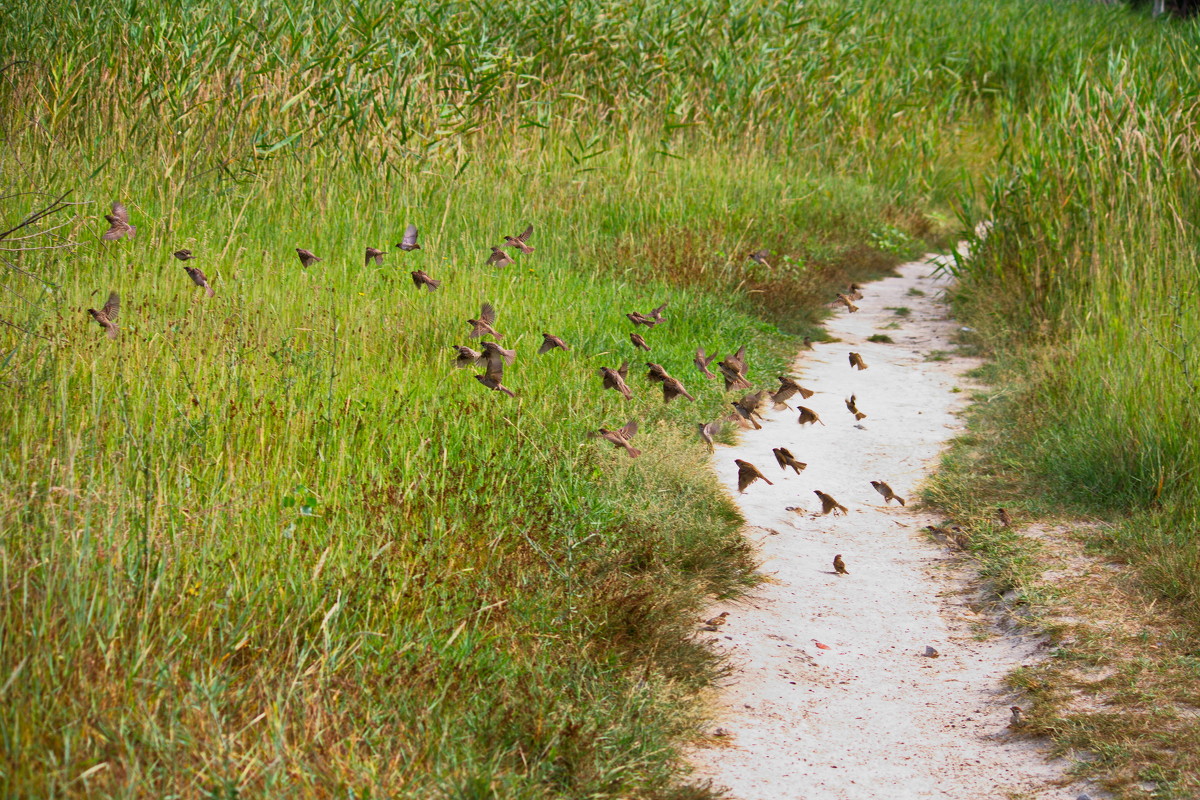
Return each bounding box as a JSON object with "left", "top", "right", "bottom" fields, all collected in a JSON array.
[
  {"left": 773, "top": 447, "right": 806, "bottom": 474},
  {"left": 600, "top": 361, "right": 633, "bottom": 400},
  {"left": 814, "top": 490, "right": 847, "bottom": 516},
  {"left": 845, "top": 394, "right": 867, "bottom": 420},
  {"left": 694, "top": 347, "right": 718, "bottom": 379},
  {"left": 365, "top": 247, "right": 386, "bottom": 266},
  {"left": 538, "top": 333, "right": 569, "bottom": 354},
  {"left": 998, "top": 508, "right": 1013, "bottom": 527},
  {"left": 773, "top": 375, "right": 814, "bottom": 409},
  {"left": 849, "top": 352, "right": 868, "bottom": 370},
  {"left": 796, "top": 406, "right": 825, "bottom": 426},
  {"left": 735, "top": 459, "right": 773, "bottom": 493},
  {"left": 700, "top": 611, "right": 729, "bottom": 631},
  {"left": 503, "top": 224, "right": 534, "bottom": 254},
  {"left": 396, "top": 223, "right": 421, "bottom": 251},
  {"left": 833, "top": 554, "right": 849, "bottom": 575},
  {"left": 487, "top": 246, "right": 514, "bottom": 268},
  {"left": 411, "top": 270, "right": 441, "bottom": 291},
  {"left": 87, "top": 291, "right": 120, "bottom": 339},
  {"left": 697, "top": 420, "right": 723, "bottom": 450},
  {"left": 871, "top": 480, "right": 905, "bottom": 506},
  {"left": 661, "top": 375, "right": 695, "bottom": 404},
  {"left": 102, "top": 202, "right": 136, "bottom": 241},
  {"left": 452, "top": 345, "right": 483, "bottom": 369},
  {"left": 836, "top": 293, "right": 859, "bottom": 313},
  {"left": 296, "top": 248, "right": 321, "bottom": 268},
  {"left": 630, "top": 333, "right": 651, "bottom": 352},
  {"left": 749, "top": 249, "right": 771, "bottom": 267},
  {"left": 183, "top": 266, "right": 215, "bottom": 298},
  {"left": 595, "top": 419, "right": 640, "bottom": 458},
  {"left": 173, "top": 248, "right": 195, "bottom": 261},
  {"left": 467, "top": 302, "right": 503, "bottom": 339}
]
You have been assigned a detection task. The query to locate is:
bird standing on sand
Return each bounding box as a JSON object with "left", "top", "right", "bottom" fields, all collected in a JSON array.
[
  {"left": 735, "top": 459, "right": 773, "bottom": 493},
  {"left": 467, "top": 302, "right": 503, "bottom": 339},
  {"left": 396, "top": 224, "right": 421, "bottom": 251},
  {"left": 833, "top": 554, "right": 849, "bottom": 575},
  {"left": 102, "top": 202, "right": 136, "bottom": 241},
  {"left": 1009, "top": 706, "right": 1023, "bottom": 728},
  {"left": 871, "top": 480, "right": 906, "bottom": 506},
  {"left": 538, "top": 333, "right": 569, "bottom": 354},
  {"left": 814, "top": 490, "right": 848, "bottom": 516},
  {"left": 184, "top": 266, "right": 215, "bottom": 297},
  {"left": 296, "top": 248, "right": 321, "bottom": 268},
  {"left": 849, "top": 352, "right": 868, "bottom": 370},
  {"left": 87, "top": 292, "right": 121, "bottom": 339},
  {"left": 701, "top": 611, "right": 729, "bottom": 631},
  {"left": 595, "top": 420, "right": 640, "bottom": 458},
  {"left": 773, "top": 447, "right": 806, "bottom": 474},
  {"left": 503, "top": 224, "right": 535, "bottom": 254},
  {"left": 411, "top": 270, "right": 441, "bottom": 291},
  {"left": 600, "top": 362, "right": 633, "bottom": 400}
]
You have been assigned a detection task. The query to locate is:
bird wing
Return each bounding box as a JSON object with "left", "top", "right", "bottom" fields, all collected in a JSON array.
[
  {"left": 617, "top": 360, "right": 629, "bottom": 379},
  {"left": 515, "top": 224, "right": 533, "bottom": 243},
  {"left": 111, "top": 202, "right": 129, "bottom": 224},
  {"left": 773, "top": 448, "right": 787, "bottom": 469},
  {"left": 411, "top": 271, "right": 424, "bottom": 288},
  {"left": 101, "top": 291, "right": 120, "bottom": 321},
  {"left": 480, "top": 302, "right": 496, "bottom": 325},
  {"left": 537, "top": 335, "right": 555, "bottom": 355},
  {"left": 487, "top": 248, "right": 506, "bottom": 265},
  {"left": 619, "top": 419, "right": 637, "bottom": 440},
  {"left": 402, "top": 223, "right": 419, "bottom": 248},
  {"left": 483, "top": 349, "right": 505, "bottom": 381},
  {"left": 651, "top": 302, "right": 667, "bottom": 317}
]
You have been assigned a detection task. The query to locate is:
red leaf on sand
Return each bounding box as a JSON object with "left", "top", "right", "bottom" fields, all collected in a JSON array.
[{"left": 814, "top": 642, "right": 831, "bottom": 650}]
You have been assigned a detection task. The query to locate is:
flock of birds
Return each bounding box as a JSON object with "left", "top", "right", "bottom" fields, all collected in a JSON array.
[{"left": 88, "top": 201, "right": 929, "bottom": 578}]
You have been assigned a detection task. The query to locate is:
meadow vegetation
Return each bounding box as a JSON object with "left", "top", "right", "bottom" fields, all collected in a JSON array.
[{"left": 1, "top": 0, "right": 1197, "bottom": 796}]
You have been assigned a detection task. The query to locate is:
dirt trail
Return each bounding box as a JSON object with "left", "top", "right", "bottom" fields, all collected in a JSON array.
[{"left": 688, "top": 259, "right": 1096, "bottom": 799}]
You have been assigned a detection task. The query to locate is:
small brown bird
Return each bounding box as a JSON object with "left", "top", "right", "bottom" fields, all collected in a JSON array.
[
  {"left": 661, "top": 375, "right": 695, "bottom": 404},
  {"left": 396, "top": 223, "right": 421, "bottom": 251},
  {"left": 847, "top": 283, "right": 864, "bottom": 301},
  {"left": 1009, "top": 706, "right": 1023, "bottom": 728},
  {"left": 924, "top": 646, "right": 940, "bottom": 658},
  {"left": 814, "top": 490, "right": 848, "bottom": 516},
  {"left": 730, "top": 399, "right": 762, "bottom": 430},
  {"left": 87, "top": 291, "right": 120, "bottom": 339},
  {"left": 700, "top": 611, "right": 729, "bottom": 631},
  {"left": 467, "top": 302, "right": 502, "bottom": 339},
  {"left": 718, "top": 362, "right": 752, "bottom": 392},
  {"left": 722, "top": 345, "right": 747, "bottom": 375},
  {"left": 475, "top": 370, "right": 515, "bottom": 398},
  {"left": 645, "top": 362, "right": 669, "bottom": 383},
  {"left": 487, "top": 246, "right": 514, "bottom": 268},
  {"left": 735, "top": 459, "right": 773, "bottom": 493},
  {"left": 694, "top": 347, "right": 718, "bottom": 379},
  {"left": 502, "top": 224, "right": 534, "bottom": 254},
  {"left": 480, "top": 340, "right": 517, "bottom": 367},
  {"left": 538, "top": 333, "right": 569, "bottom": 354},
  {"left": 452, "top": 345, "right": 484, "bottom": 369},
  {"left": 183, "top": 266, "right": 215, "bottom": 297},
  {"left": 835, "top": 293, "right": 859, "bottom": 313},
  {"left": 600, "top": 362, "right": 633, "bottom": 400},
  {"left": 411, "top": 270, "right": 441, "bottom": 291},
  {"left": 101, "top": 202, "right": 136, "bottom": 241},
  {"left": 697, "top": 420, "right": 723, "bottom": 449},
  {"left": 870, "top": 480, "right": 906, "bottom": 506},
  {"left": 296, "top": 248, "right": 321, "bottom": 268},
  {"left": 833, "top": 554, "right": 849, "bottom": 575},
  {"left": 630, "top": 332, "right": 651, "bottom": 352},
  {"left": 173, "top": 248, "right": 195, "bottom": 261},
  {"left": 365, "top": 247, "right": 386, "bottom": 266},
  {"left": 802, "top": 336, "right": 814, "bottom": 350},
  {"left": 998, "top": 508, "right": 1013, "bottom": 527},
  {"left": 626, "top": 311, "right": 658, "bottom": 328},
  {"left": 849, "top": 352, "right": 868, "bottom": 370},
  {"left": 773, "top": 447, "right": 807, "bottom": 474},
  {"left": 649, "top": 302, "right": 667, "bottom": 323},
  {"left": 845, "top": 394, "right": 867, "bottom": 420},
  {"left": 796, "top": 406, "right": 825, "bottom": 426},
  {"left": 773, "top": 375, "right": 815, "bottom": 409},
  {"left": 749, "top": 249, "right": 771, "bottom": 267},
  {"left": 595, "top": 419, "right": 640, "bottom": 458}
]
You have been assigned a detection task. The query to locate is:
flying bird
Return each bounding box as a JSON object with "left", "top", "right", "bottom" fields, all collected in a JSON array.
[
  {"left": 849, "top": 352, "right": 868, "bottom": 370},
  {"left": 796, "top": 406, "right": 825, "bottom": 426},
  {"left": 734, "top": 459, "right": 773, "bottom": 493},
  {"left": 749, "top": 249, "right": 771, "bottom": 267},
  {"left": 626, "top": 311, "right": 658, "bottom": 328},
  {"left": 694, "top": 347, "right": 718, "bottom": 379},
  {"left": 697, "top": 420, "right": 723, "bottom": 450},
  {"left": 396, "top": 224, "right": 421, "bottom": 251},
  {"left": 502, "top": 224, "right": 534, "bottom": 254},
  {"left": 814, "top": 490, "right": 848, "bottom": 516},
  {"left": 487, "top": 247, "right": 515, "bottom": 268},
  {"left": 661, "top": 375, "right": 695, "bottom": 404},
  {"left": 183, "top": 266, "right": 215, "bottom": 297},
  {"left": 649, "top": 302, "right": 667, "bottom": 323},
  {"left": 772, "top": 447, "right": 806, "bottom": 474},
  {"left": 101, "top": 202, "right": 136, "bottom": 241},
  {"left": 538, "top": 333, "right": 569, "bottom": 354},
  {"left": 847, "top": 283, "right": 864, "bottom": 301},
  {"left": 835, "top": 293, "right": 859, "bottom": 313},
  {"left": 411, "top": 270, "right": 441, "bottom": 291},
  {"left": 296, "top": 248, "right": 321, "bottom": 268},
  {"left": 480, "top": 340, "right": 517, "bottom": 367},
  {"left": 645, "top": 362, "right": 670, "bottom": 384},
  {"left": 452, "top": 345, "right": 484, "bottom": 369},
  {"left": 595, "top": 419, "right": 640, "bottom": 458},
  {"left": 365, "top": 247, "right": 386, "bottom": 266},
  {"left": 475, "top": 370, "right": 515, "bottom": 398},
  {"left": 600, "top": 361, "right": 633, "bottom": 400},
  {"left": 87, "top": 291, "right": 120, "bottom": 339},
  {"left": 718, "top": 346, "right": 751, "bottom": 391},
  {"left": 630, "top": 333, "right": 651, "bottom": 352},
  {"left": 833, "top": 554, "right": 849, "bottom": 575},
  {"left": 730, "top": 399, "right": 762, "bottom": 430},
  {"left": 467, "top": 302, "right": 503, "bottom": 339},
  {"left": 173, "top": 249, "right": 195, "bottom": 261},
  {"left": 845, "top": 394, "right": 867, "bottom": 420},
  {"left": 871, "top": 480, "right": 905, "bottom": 506},
  {"left": 773, "top": 375, "right": 814, "bottom": 409}
]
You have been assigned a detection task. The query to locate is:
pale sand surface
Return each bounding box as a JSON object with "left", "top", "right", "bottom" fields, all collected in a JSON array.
[{"left": 688, "top": 259, "right": 1099, "bottom": 800}]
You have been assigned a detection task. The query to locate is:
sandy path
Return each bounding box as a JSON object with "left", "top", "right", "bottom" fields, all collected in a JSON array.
[{"left": 688, "top": 259, "right": 1094, "bottom": 799}]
